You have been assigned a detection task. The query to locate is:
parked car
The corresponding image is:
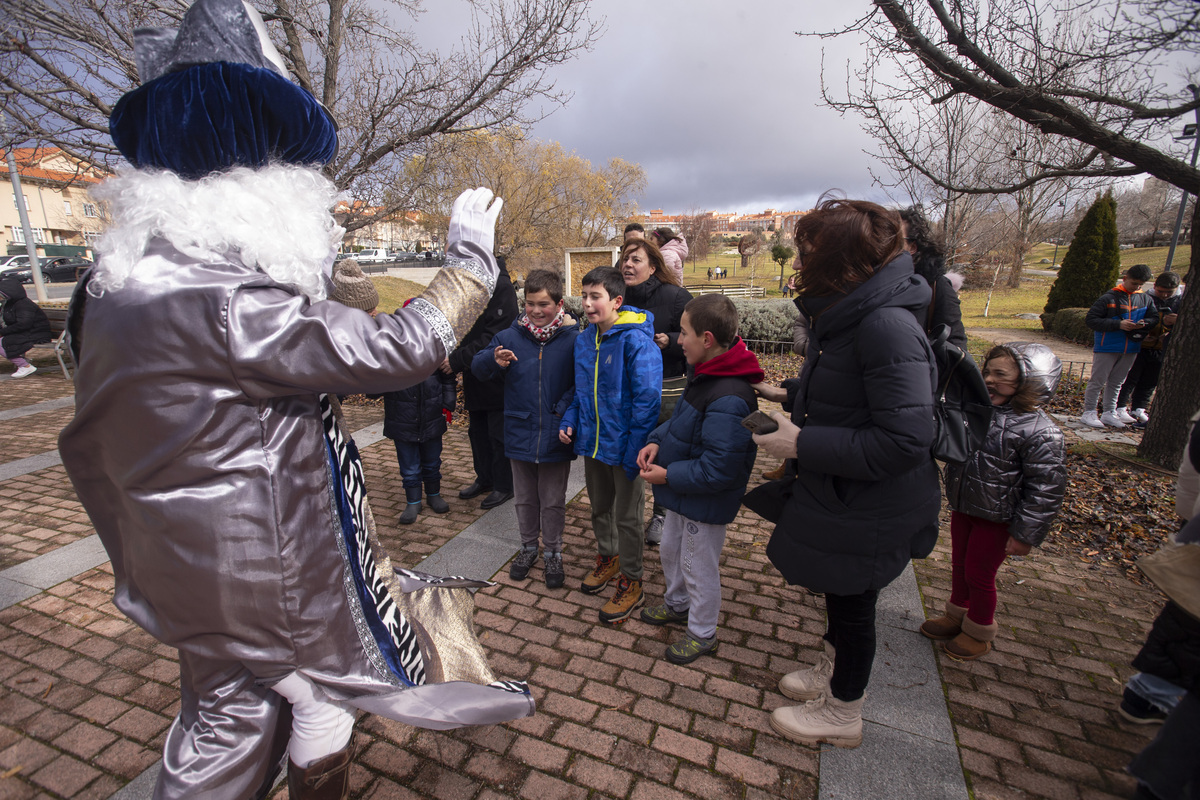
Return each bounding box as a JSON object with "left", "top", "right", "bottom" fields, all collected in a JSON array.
[
  {"left": 355, "top": 248, "right": 391, "bottom": 264},
  {"left": 0, "top": 256, "right": 93, "bottom": 284},
  {"left": 0, "top": 255, "right": 31, "bottom": 270}
]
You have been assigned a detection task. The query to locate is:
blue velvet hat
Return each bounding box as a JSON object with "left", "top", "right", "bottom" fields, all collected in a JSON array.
[{"left": 110, "top": 0, "right": 338, "bottom": 179}]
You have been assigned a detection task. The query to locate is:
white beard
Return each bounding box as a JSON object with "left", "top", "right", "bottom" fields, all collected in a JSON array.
[{"left": 89, "top": 164, "right": 345, "bottom": 302}]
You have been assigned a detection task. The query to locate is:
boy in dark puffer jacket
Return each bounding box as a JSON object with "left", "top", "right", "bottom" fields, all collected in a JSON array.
[{"left": 636, "top": 294, "right": 762, "bottom": 664}]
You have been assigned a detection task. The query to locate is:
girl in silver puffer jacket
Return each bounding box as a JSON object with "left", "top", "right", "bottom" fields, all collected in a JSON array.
[{"left": 921, "top": 342, "right": 1067, "bottom": 661}]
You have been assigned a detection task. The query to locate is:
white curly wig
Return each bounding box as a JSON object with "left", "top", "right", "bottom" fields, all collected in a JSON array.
[{"left": 89, "top": 164, "right": 344, "bottom": 302}]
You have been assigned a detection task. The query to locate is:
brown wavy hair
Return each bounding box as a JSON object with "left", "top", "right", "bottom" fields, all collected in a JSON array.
[
  {"left": 792, "top": 198, "right": 904, "bottom": 296},
  {"left": 620, "top": 239, "right": 679, "bottom": 287}
]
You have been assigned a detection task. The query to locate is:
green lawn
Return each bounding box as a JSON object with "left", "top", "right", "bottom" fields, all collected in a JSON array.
[
  {"left": 1023, "top": 241, "right": 1191, "bottom": 269},
  {"left": 371, "top": 275, "right": 428, "bottom": 313},
  {"left": 959, "top": 275, "right": 1055, "bottom": 332}
]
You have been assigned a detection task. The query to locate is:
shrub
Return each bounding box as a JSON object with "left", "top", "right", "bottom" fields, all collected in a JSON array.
[
  {"left": 1046, "top": 308, "right": 1092, "bottom": 345},
  {"left": 1044, "top": 192, "right": 1120, "bottom": 314},
  {"left": 730, "top": 298, "right": 799, "bottom": 343}
]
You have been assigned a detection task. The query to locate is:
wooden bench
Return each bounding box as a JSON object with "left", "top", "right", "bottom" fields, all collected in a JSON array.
[{"left": 26, "top": 307, "right": 72, "bottom": 380}]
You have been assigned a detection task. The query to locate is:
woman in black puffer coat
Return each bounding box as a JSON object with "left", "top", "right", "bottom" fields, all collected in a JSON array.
[
  {"left": 0, "top": 276, "right": 52, "bottom": 378},
  {"left": 751, "top": 199, "right": 941, "bottom": 751}
]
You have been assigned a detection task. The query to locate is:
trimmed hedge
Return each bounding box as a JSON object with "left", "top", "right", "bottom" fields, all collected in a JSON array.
[
  {"left": 560, "top": 294, "right": 800, "bottom": 344},
  {"left": 1043, "top": 308, "right": 1092, "bottom": 345}
]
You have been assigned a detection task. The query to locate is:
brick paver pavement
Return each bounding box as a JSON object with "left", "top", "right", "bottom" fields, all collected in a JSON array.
[{"left": 0, "top": 368, "right": 1170, "bottom": 799}]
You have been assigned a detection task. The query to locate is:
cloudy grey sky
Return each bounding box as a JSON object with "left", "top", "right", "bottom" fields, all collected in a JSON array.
[{"left": 426, "top": 1, "right": 889, "bottom": 216}]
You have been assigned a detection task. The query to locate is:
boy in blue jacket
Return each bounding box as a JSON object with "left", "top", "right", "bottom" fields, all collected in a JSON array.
[
  {"left": 560, "top": 267, "right": 662, "bottom": 623},
  {"left": 472, "top": 269, "right": 579, "bottom": 589},
  {"left": 1080, "top": 263, "right": 1159, "bottom": 429},
  {"left": 636, "top": 294, "right": 763, "bottom": 663}
]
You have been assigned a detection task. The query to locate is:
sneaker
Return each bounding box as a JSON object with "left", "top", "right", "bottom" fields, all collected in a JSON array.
[
  {"left": 1131, "top": 408, "right": 1150, "bottom": 424},
  {"left": 543, "top": 550, "right": 564, "bottom": 589},
  {"left": 1100, "top": 411, "right": 1127, "bottom": 428},
  {"left": 581, "top": 554, "right": 620, "bottom": 594},
  {"left": 11, "top": 364, "right": 36, "bottom": 378},
  {"left": 1080, "top": 410, "right": 1104, "bottom": 429},
  {"left": 779, "top": 640, "right": 834, "bottom": 701},
  {"left": 599, "top": 576, "right": 644, "bottom": 624},
  {"left": 1115, "top": 408, "right": 1137, "bottom": 424},
  {"left": 509, "top": 546, "right": 539, "bottom": 581},
  {"left": 666, "top": 631, "right": 719, "bottom": 664},
  {"left": 640, "top": 603, "right": 689, "bottom": 626},
  {"left": 1119, "top": 687, "right": 1168, "bottom": 725},
  {"left": 644, "top": 514, "right": 664, "bottom": 546}
]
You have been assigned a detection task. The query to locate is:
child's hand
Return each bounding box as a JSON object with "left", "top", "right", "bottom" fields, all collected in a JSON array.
[
  {"left": 559, "top": 427, "right": 574, "bottom": 445},
  {"left": 653, "top": 333, "right": 669, "bottom": 350},
  {"left": 637, "top": 443, "right": 659, "bottom": 471},
  {"left": 494, "top": 346, "right": 517, "bottom": 367},
  {"left": 641, "top": 463, "right": 668, "bottom": 485},
  {"left": 1005, "top": 537, "right": 1031, "bottom": 556}
]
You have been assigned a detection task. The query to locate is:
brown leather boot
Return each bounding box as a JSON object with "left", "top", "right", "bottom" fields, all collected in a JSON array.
[
  {"left": 920, "top": 601, "right": 966, "bottom": 641},
  {"left": 763, "top": 463, "right": 787, "bottom": 480},
  {"left": 943, "top": 617, "right": 997, "bottom": 661},
  {"left": 288, "top": 741, "right": 354, "bottom": 800}
]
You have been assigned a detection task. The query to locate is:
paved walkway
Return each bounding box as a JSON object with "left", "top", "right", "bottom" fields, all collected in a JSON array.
[{"left": 0, "top": 346, "right": 1167, "bottom": 799}]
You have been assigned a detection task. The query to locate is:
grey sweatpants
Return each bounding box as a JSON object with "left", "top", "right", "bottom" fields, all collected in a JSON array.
[
  {"left": 1083, "top": 352, "right": 1136, "bottom": 415},
  {"left": 510, "top": 459, "right": 571, "bottom": 551},
  {"left": 660, "top": 510, "right": 726, "bottom": 640},
  {"left": 584, "top": 457, "right": 645, "bottom": 581}
]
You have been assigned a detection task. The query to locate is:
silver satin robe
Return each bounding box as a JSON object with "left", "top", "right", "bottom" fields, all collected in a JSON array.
[{"left": 58, "top": 237, "right": 533, "bottom": 799}]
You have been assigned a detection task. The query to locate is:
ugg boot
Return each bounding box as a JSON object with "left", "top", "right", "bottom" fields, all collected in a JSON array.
[
  {"left": 769, "top": 692, "right": 865, "bottom": 749},
  {"left": 398, "top": 486, "right": 422, "bottom": 525},
  {"left": 943, "top": 616, "right": 997, "bottom": 661},
  {"left": 920, "top": 601, "right": 967, "bottom": 641},
  {"left": 287, "top": 741, "right": 354, "bottom": 800},
  {"left": 779, "top": 639, "right": 835, "bottom": 701},
  {"left": 424, "top": 480, "right": 449, "bottom": 514}
]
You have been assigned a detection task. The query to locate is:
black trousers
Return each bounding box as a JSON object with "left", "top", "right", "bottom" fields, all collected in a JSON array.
[
  {"left": 822, "top": 589, "right": 880, "bottom": 702},
  {"left": 467, "top": 409, "right": 512, "bottom": 493},
  {"left": 1118, "top": 348, "right": 1164, "bottom": 412}
]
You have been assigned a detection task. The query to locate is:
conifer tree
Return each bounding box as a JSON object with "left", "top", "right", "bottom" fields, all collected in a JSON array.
[{"left": 1044, "top": 192, "right": 1121, "bottom": 315}]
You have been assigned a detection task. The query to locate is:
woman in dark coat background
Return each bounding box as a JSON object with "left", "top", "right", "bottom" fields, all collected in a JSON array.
[
  {"left": 0, "top": 276, "right": 51, "bottom": 378},
  {"left": 619, "top": 238, "right": 693, "bottom": 544},
  {"left": 899, "top": 206, "right": 968, "bottom": 350},
  {"left": 751, "top": 199, "right": 941, "bottom": 749}
]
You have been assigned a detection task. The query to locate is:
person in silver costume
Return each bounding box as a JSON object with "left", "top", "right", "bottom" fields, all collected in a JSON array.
[{"left": 57, "top": 1, "right": 532, "bottom": 797}]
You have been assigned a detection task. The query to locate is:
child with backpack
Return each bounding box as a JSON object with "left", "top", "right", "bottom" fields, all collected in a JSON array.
[{"left": 921, "top": 342, "right": 1067, "bottom": 660}]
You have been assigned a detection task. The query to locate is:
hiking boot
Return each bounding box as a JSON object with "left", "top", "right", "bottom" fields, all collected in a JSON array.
[
  {"left": 11, "top": 364, "right": 36, "bottom": 379},
  {"left": 1080, "top": 410, "right": 1104, "bottom": 429},
  {"left": 599, "top": 576, "right": 644, "bottom": 624},
  {"left": 509, "top": 546, "right": 539, "bottom": 581},
  {"left": 666, "top": 631, "right": 719, "bottom": 664},
  {"left": 1100, "top": 411, "right": 1127, "bottom": 428},
  {"left": 1119, "top": 687, "right": 1168, "bottom": 725},
  {"left": 769, "top": 692, "right": 865, "bottom": 749},
  {"left": 1115, "top": 408, "right": 1138, "bottom": 425},
  {"left": 763, "top": 462, "right": 787, "bottom": 480},
  {"left": 640, "top": 603, "right": 689, "bottom": 626},
  {"left": 543, "top": 550, "right": 564, "bottom": 589},
  {"left": 919, "top": 601, "right": 966, "bottom": 641},
  {"left": 644, "top": 513, "right": 665, "bottom": 546},
  {"left": 779, "top": 639, "right": 834, "bottom": 701},
  {"left": 581, "top": 554, "right": 620, "bottom": 594},
  {"left": 1131, "top": 408, "right": 1150, "bottom": 424}
]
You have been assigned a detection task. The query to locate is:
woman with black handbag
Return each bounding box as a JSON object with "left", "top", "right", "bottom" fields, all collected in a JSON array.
[{"left": 749, "top": 198, "right": 941, "bottom": 749}]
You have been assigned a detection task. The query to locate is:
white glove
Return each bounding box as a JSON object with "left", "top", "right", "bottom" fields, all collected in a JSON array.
[
  {"left": 752, "top": 412, "right": 801, "bottom": 460},
  {"left": 448, "top": 187, "right": 503, "bottom": 254}
]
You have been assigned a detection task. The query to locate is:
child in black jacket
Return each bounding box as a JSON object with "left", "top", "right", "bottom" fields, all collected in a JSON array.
[{"left": 0, "top": 277, "right": 52, "bottom": 378}]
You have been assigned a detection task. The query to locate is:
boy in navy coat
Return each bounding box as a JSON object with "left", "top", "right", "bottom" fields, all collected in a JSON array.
[
  {"left": 637, "top": 294, "right": 763, "bottom": 663},
  {"left": 473, "top": 270, "right": 579, "bottom": 588}
]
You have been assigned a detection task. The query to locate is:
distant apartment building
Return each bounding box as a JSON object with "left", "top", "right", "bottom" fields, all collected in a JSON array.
[
  {"left": 2, "top": 147, "right": 108, "bottom": 257},
  {"left": 631, "top": 207, "right": 805, "bottom": 239},
  {"left": 335, "top": 202, "right": 436, "bottom": 252}
]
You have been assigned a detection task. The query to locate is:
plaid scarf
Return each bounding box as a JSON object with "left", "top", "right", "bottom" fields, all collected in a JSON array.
[{"left": 520, "top": 309, "right": 564, "bottom": 342}]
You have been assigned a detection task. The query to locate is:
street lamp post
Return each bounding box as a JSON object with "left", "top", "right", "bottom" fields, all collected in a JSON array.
[
  {"left": 1051, "top": 200, "right": 1066, "bottom": 267},
  {"left": 1165, "top": 84, "right": 1200, "bottom": 272}
]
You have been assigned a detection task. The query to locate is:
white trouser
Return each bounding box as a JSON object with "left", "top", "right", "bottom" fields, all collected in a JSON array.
[{"left": 271, "top": 672, "right": 356, "bottom": 767}]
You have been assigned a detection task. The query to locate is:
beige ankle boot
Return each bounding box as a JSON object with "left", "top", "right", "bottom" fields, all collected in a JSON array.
[
  {"left": 770, "top": 692, "right": 865, "bottom": 749},
  {"left": 920, "top": 601, "right": 966, "bottom": 641},
  {"left": 778, "top": 640, "right": 834, "bottom": 701},
  {"left": 943, "top": 616, "right": 997, "bottom": 661}
]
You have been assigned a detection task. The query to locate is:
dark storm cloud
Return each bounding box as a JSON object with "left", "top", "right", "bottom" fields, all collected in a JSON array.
[{"left": 526, "top": 2, "right": 887, "bottom": 214}]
